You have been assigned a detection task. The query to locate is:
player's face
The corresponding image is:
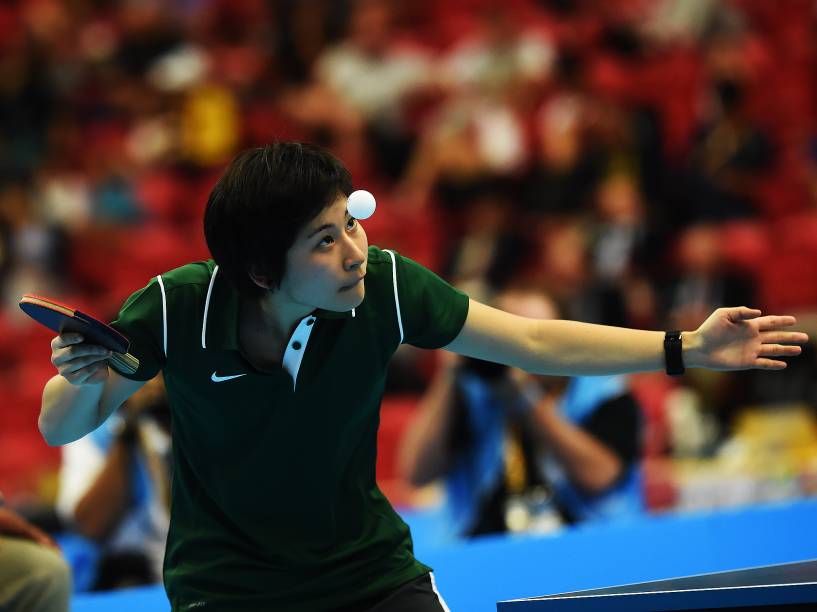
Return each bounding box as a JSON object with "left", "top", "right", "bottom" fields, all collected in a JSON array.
[{"left": 280, "top": 195, "right": 368, "bottom": 312}]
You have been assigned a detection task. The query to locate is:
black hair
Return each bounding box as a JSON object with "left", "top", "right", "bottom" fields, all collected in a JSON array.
[{"left": 204, "top": 142, "right": 353, "bottom": 297}]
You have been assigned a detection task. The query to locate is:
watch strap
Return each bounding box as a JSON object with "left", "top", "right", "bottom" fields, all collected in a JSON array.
[{"left": 664, "top": 330, "right": 685, "bottom": 376}]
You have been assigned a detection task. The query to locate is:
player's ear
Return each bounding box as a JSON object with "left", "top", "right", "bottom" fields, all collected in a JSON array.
[{"left": 248, "top": 270, "right": 274, "bottom": 290}]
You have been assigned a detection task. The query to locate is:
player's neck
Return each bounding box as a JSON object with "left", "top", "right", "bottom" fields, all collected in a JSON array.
[{"left": 243, "top": 291, "right": 313, "bottom": 341}]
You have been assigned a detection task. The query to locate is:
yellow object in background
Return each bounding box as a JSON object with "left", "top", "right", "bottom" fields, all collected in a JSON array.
[
  {"left": 735, "top": 405, "right": 817, "bottom": 449},
  {"left": 673, "top": 404, "right": 817, "bottom": 512},
  {"left": 181, "top": 83, "right": 239, "bottom": 166}
]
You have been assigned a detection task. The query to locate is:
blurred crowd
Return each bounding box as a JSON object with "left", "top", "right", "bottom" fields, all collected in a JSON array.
[{"left": 2, "top": 0, "right": 817, "bottom": 588}]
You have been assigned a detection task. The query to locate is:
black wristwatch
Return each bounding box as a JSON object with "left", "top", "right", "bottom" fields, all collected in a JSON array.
[{"left": 664, "top": 330, "right": 685, "bottom": 376}]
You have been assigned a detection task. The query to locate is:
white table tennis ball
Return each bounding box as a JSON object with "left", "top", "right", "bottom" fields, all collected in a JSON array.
[{"left": 347, "top": 189, "right": 376, "bottom": 220}]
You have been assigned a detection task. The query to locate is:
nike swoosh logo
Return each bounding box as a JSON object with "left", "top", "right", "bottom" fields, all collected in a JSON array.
[{"left": 211, "top": 372, "right": 247, "bottom": 383}]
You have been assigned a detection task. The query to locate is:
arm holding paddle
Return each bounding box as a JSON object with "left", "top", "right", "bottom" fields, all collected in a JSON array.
[
  {"left": 40, "top": 333, "right": 145, "bottom": 446},
  {"left": 19, "top": 294, "right": 147, "bottom": 445}
]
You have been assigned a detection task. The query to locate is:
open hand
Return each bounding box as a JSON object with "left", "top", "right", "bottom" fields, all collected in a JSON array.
[{"left": 688, "top": 307, "right": 809, "bottom": 371}]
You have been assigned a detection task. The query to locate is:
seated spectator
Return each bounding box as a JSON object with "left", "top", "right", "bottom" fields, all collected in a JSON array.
[
  {"left": 399, "top": 287, "right": 643, "bottom": 541},
  {"left": 0, "top": 179, "right": 65, "bottom": 309},
  {"left": 0, "top": 494, "right": 71, "bottom": 612},
  {"left": 398, "top": 6, "right": 554, "bottom": 211},
  {"left": 284, "top": 0, "right": 433, "bottom": 180},
  {"left": 661, "top": 223, "right": 756, "bottom": 333},
  {"left": 682, "top": 75, "right": 774, "bottom": 224},
  {"left": 522, "top": 49, "right": 604, "bottom": 217},
  {"left": 56, "top": 375, "right": 171, "bottom": 591},
  {"left": 588, "top": 171, "right": 658, "bottom": 329}
]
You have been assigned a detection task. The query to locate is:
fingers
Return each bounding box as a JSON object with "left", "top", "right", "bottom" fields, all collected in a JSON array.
[
  {"left": 51, "top": 332, "right": 85, "bottom": 350},
  {"left": 56, "top": 352, "right": 109, "bottom": 372},
  {"left": 69, "top": 363, "right": 109, "bottom": 385},
  {"left": 51, "top": 335, "right": 112, "bottom": 359},
  {"left": 754, "top": 358, "right": 788, "bottom": 370},
  {"left": 759, "top": 344, "right": 803, "bottom": 357},
  {"left": 755, "top": 315, "right": 799, "bottom": 331},
  {"left": 732, "top": 306, "right": 762, "bottom": 320},
  {"left": 82, "top": 365, "right": 110, "bottom": 385},
  {"left": 760, "top": 331, "right": 810, "bottom": 344},
  {"left": 51, "top": 333, "right": 111, "bottom": 385},
  {"left": 53, "top": 349, "right": 111, "bottom": 373},
  {"left": 755, "top": 339, "right": 805, "bottom": 369},
  {"left": 724, "top": 308, "right": 803, "bottom": 333}
]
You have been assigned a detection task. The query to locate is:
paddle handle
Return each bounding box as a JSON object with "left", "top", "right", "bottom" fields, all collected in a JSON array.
[{"left": 109, "top": 351, "right": 139, "bottom": 375}]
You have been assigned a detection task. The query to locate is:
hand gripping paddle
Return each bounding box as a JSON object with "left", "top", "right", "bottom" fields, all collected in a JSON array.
[{"left": 19, "top": 294, "right": 139, "bottom": 375}]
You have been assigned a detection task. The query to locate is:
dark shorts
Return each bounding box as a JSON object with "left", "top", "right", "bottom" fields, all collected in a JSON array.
[
  {"left": 334, "top": 573, "right": 451, "bottom": 612},
  {"left": 170, "top": 572, "right": 452, "bottom": 612}
]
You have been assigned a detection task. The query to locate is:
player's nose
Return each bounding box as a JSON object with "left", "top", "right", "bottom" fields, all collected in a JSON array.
[{"left": 343, "top": 239, "right": 366, "bottom": 271}]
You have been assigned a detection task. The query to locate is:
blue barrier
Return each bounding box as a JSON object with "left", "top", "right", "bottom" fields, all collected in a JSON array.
[{"left": 74, "top": 498, "right": 817, "bottom": 612}]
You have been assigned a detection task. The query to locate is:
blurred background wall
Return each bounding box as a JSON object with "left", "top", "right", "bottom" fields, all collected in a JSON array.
[{"left": 1, "top": 0, "right": 817, "bottom": 560}]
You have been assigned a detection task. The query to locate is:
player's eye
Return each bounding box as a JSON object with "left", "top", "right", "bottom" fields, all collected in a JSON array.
[
  {"left": 346, "top": 217, "right": 357, "bottom": 231},
  {"left": 318, "top": 235, "right": 334, "bottom": 247}
]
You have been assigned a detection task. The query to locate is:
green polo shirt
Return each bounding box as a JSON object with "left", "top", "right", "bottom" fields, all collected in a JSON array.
[{"left": 109, "top": 245, "right": 469, "bottom": 611}]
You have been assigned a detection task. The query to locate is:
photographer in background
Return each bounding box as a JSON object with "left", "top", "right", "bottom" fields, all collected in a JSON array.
[
  {"left": 399, "top": 287, "right": 643, "bottom": 540},
  {"left": 56, "top": 375, "right": 171, "bottom": 591}
]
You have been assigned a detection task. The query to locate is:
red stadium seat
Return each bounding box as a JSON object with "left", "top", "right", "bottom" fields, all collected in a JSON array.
[{"left": 376, "top": 394, "right": 421, "bottom": 506}]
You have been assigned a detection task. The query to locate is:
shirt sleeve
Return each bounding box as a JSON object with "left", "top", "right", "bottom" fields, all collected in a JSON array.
[
  {"left": 109, "top": 279, "right": 166, "bottom": 381},
  {"left": 391, "top": 250, "right": 470, "bottom": 349}
]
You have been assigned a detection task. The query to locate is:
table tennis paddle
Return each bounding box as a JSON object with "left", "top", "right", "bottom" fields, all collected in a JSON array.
[{"left": 19, "top": 294, "right": 139, "bottom": 375}]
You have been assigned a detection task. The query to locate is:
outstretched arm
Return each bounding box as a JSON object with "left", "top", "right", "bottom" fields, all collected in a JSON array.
[{"left": 444, "top": 300, "right": 809, "bottom": 376}]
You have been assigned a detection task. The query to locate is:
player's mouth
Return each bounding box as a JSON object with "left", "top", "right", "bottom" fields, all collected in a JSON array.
[{"left": 339, "top": 275, "right": 365, "bottom": 291}]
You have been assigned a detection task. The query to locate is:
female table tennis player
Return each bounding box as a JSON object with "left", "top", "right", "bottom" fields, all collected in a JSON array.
[{"left": 39, "top": 142, "right": 808, "bottom": 611}]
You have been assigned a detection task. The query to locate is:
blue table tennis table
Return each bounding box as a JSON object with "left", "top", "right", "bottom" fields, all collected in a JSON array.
[{"left": 497, "top": 559, "right": 817, "bottom": 611}]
